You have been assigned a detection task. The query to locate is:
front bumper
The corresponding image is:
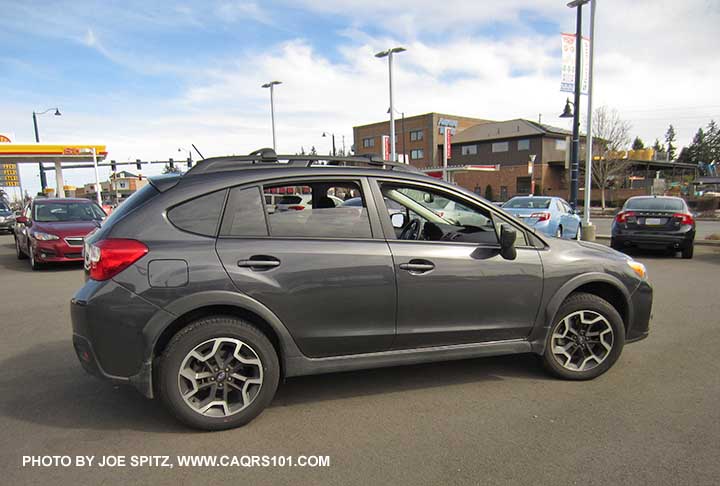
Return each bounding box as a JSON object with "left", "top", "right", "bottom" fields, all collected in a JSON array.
[
  {"left": 627, "top": 280, "right": 653, "bottom": 342},
  {"left": 0, "top": 221, "right": 13, "bottom": 232},
  {"left": 33, "top": 239, "right": 84, "bottom": 262}
]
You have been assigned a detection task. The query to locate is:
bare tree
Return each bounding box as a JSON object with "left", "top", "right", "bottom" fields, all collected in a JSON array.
[{"left": 586, "top": 106, "right": 632, "bottom": 209}]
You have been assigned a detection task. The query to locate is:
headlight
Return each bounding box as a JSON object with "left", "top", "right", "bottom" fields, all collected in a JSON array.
[
  {"left": 0, "top": 216, "right": 5, "bottom": 222},
  {"left": 31, "top": 231, "right": 60, "bottom": 241},
  {"left": 626, "top": 259, "right": 647, "bottom": 280}
]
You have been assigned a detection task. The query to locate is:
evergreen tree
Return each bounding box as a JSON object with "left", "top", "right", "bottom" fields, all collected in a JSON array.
[
  {"left": 665, "top": 125, "right": 677, "bottom": 159},
  {"left": 631, "top": 136, "right": 645, "bottom": 150},
  {"left": 652, "top": 138, "right": 663, "bottom": 152}
]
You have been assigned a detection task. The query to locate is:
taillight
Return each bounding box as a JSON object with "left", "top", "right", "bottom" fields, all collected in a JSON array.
[
  {"left": 615, "top": 211, "right": 636, "bottom": 224},
  {"left": 86, "top": 239, "right": 148, "bottom": 281},
  {"left": 530, "top": 212, "right": 551, "bottom": 221},
  {"left": 288, "top": 205, "right": 305, "bottom": 211},
  {"left": 673, "top": 213, "right": 694, "bottom": 225}
]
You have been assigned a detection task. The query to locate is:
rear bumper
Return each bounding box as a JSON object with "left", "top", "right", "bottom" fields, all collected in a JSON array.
[{"left": 612, "top": 228, "right": 694, "bottom": 249}]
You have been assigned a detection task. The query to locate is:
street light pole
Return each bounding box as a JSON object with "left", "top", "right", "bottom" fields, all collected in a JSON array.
[
  {"left": 582, "top": 0, "right": 597, "bottom": 240},
  {"left": 376, "top": 47, "right": 406, "bottom": 162},
  {"left": 261, "top": 81, "right": 282, "bottom": 151},
  {"left": 568, "top": 0, "right": 585, "bottom": 211},
  {"left": 322, "top": 132, "right": 336, "bottom": 156},
  {"left": 32, "top": 108, "right": 61, "bottom": 192}
]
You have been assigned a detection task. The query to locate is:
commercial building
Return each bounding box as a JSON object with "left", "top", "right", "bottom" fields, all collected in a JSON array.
[{"left": 353, "top": 113, "right": 492, "bottom": 168}]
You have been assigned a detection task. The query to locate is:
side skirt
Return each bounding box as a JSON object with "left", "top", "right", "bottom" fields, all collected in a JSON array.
[{"left": 285, "top": 339, "right": 533, "bottom": 377}]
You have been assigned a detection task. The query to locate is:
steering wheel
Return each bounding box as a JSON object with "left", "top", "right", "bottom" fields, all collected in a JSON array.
[{"left": 399, "top": 218, "right": 425, "bottom": 240}]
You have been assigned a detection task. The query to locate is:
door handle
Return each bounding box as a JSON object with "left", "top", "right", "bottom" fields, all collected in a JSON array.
[
  {"left": 399, "top": 259, "right": 435, "bottom": 274},
  {"left": 237, "top": 256, "right": 281, "bottom": 271}
]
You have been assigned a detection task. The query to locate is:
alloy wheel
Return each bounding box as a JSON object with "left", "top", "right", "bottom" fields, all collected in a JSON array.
[
  {"left": 178, "top": 337, "right": 264, "bottom": 417},
  {"left": 551, "top": 310, "right": 614, "bottom": 372}
]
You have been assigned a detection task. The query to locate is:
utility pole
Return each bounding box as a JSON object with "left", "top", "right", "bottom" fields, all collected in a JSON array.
[{"left": 375, "top": 47, "right": 406, "bottom": 162}]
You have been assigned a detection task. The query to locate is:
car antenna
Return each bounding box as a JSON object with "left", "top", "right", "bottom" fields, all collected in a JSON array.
[{"left": 192, "top": 144, "right": 205, "bottom": 160}]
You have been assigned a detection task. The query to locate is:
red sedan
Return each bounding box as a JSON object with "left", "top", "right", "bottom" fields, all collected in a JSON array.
[{"left": 14, "top": 198, "right": 106, "bottom": 270}]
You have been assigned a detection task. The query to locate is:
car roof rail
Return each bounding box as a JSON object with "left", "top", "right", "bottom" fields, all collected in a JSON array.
[{"left": 183, "top": 148, "right": 424, "bottom": 176}]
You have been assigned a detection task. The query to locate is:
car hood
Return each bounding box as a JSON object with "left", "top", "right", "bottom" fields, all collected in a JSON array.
[{"left": 32, "top": 220, "right": 102, "bottom": 237}]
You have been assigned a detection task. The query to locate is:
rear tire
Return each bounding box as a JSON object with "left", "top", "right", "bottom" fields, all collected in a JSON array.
[
  {"left": 610, "top": 238, "right": 623, "bottom": 251},
  {"left": 681, "top": 244, "right": 694, "bottom": 259},
  {"left": 542, "top": 292, "right": 625, "bottom": 381},
  {"left": 575, "top": 225, "right": 582, "bottom": 240},
  {"left": 158, "top": 316, "right": 280, "bottom": 430},
  {"left": 556, "top": 226, "right": 563, "bottom": 238}
]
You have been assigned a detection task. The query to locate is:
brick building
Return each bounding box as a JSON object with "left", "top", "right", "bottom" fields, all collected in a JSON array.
[
  {"left": 76, "top": 170, "right": 149, "bottom": 203},
  {"left": 352, "top": 113, "right": 492, "bottom": 168}
]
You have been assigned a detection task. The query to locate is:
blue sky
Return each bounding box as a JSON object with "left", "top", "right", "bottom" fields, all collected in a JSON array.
[{"left": 2, "top": 0, "right": 719, "bottom": 197}]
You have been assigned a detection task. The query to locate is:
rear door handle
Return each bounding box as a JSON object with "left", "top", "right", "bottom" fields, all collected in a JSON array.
[
  {"left": 237, "top": 256, "right": 281, "bottom": 271},
  {"left": 399, "top": 259, "right": 435, "bottom": 274}
]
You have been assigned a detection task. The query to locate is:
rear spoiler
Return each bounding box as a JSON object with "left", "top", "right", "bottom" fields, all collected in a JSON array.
[{"left": 148, "top": 174, "right": 182, "bottom": 193}]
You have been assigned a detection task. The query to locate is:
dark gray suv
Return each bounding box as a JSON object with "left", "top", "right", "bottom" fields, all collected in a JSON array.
[{"left": 71, "top": 150, "right": 652, "bottom": 430}]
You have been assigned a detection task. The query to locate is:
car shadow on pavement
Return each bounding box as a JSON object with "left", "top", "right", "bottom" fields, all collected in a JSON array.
[
  {"left": 0, "top": 340, "right": 550, "bottom": 432},
  {"left": 0, "top": 340, "right": 187, "bottom": 433},
  {"left": 272, "top": 353, "right": 550, "bottom": 408},
  {"left": 0, "top": 240, "right": 83, "bottom": 273}
]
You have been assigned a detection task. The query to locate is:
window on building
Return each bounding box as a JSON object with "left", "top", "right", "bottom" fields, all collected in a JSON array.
[
  {"left": 410, "top": 130, "right": 424, "bottom": 141},
  {"left": 362, "top": 137, "right": 375, "bottom": 148},
  {"left": 518, "top": 139, "right": 530, "bottom": 151},
  {"left": 492, "top": 142, "right": 509, "bottom": 152},
  {"left": 220, "top": 186, "right": 268, "bottom": 237},
  {"left": 461, "top": 145, "right": 478, "bottom": 155},
  {"left": 516, "top": 177, "right": 532, "bottom": 195},
  {"left": 555, "top": 139, "right": 567, "bottom": 151},
  {"left": 411, "top": 149, "right": 424, "bottom": 160},
  {"left": 264, "top": 181, "right": 372, "bottom": 239},
  {"left": 167, "top": 190, "right": 227, "bottom": 236}
]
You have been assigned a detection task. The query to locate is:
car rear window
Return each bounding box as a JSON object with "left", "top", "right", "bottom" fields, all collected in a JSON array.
[
  {"left": 220, "top": 186, "right": 268, "bottom": 237},
  {"left": 101, "top": 183, "right": 159, "bottom": 229},
  {"left": 278, "top": 195, "right": 302, "bottom": 205},
  {"left": 167, "top": 190, "right": 227, "bottom": 236},
  {"left": 625, "top": 198, "right": 684, "bottom": 211},
  {"left": 503, "top": 197, "right": 551, "bottom": 209}
]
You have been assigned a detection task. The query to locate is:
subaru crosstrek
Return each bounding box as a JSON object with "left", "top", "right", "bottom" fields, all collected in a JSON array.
[{"left": 71, "top": 150, "right": 652, "bottom": 430}]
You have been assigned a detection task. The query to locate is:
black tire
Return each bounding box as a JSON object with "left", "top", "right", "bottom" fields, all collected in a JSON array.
[
  {"left": 29, "top": 245, "right": 42, "bottom": 270},
  {"left": 610, "top": 238, "right": 623, "bottom": 251},
  {"left": 15, "top": 237, "right": 27, "bottom": 260},
  {"left": 158, "top": 316, "right": 280, "bottom": 430},
  {"left": 681, "top": 244, "right": 694, "bottom": 259},
  {"left": 542, "top": 292, "right": 625, "bottom": 380},
  {"left": 556, "top": 226, "right": 563, "bottom": 238}
]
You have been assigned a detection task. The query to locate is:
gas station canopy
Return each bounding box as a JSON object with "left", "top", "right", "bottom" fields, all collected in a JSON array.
[{"left": 0, "top": 144, "right": 107, "bottom": 198}]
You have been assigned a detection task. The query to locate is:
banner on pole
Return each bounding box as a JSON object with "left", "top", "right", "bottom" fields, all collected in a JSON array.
[
  {"left": 561, "top": 33, "right": 590, "bottom": 95},
  {"left": 381, "top": 135, "right": 390, "bottom": 161},
  {"left": 444, "top": 128, "right": 452, "bottom": 160}
]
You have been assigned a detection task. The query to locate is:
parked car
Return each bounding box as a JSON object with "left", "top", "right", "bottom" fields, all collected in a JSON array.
[
  {"left": 611, "top": 196, "right": 695, "bottom": 258},
  {"left": 14, "top": 198, "right": 106, "bottom": 270},
  {"left": 0, "top": 202, "right": 14, "bottom": 233},
  {"left": 341, "top": 196, "right": 404, "bottom": 216},
  {"left": 501, "top": 196, "right": 582, "bottom": 240},
  {"left": 71, "top": 150, "right": 652, "bottom": 430}
]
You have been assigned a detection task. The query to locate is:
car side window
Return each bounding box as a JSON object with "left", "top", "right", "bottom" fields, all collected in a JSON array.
[
  {"left": 379, "top": 182, "right": 500, "bottom": 245},
  {"left": 264, "top": 181, "right": 372, "bottom": 238},
  {"left": 220, "top": 186, "right": 268, "bottom": 237},
  {"left": 167, "top": 190, "right": 227, "bottom": 236}
]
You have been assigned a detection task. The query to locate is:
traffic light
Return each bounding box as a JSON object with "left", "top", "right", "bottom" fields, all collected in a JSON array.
[
  {"left": 169, "top": 158, "right": 174, "bottom": 169},
  {"left": 110, "top": 160, "right": 117, "bottom": 172},
  {"left": 136, "top": 159, "right": 142, "bottom": 171},
  {"left": 187, "top": 158, "right": 192, "bottom": 168}
]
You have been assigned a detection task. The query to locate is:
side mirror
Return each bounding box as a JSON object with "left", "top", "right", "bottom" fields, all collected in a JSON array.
[
  {"left": 16, "top": 216, "right": 29, "bottom": 225},
  {"left": 422, "top": 193, "right": 434, "bottom": 204},
  {"left": 499, "top": 224, "right": 517, "bottom": 260},
  {"left": 391, "top": 212, "right": 407, "bottom": 229}
]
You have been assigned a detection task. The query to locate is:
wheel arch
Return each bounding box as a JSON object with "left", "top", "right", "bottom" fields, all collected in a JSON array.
[
  {"left": 530, "top": 273, "right": 633, "bottom": 353},
  {"left": 144, "top": 291, "right": 304, "bottom": 380}
]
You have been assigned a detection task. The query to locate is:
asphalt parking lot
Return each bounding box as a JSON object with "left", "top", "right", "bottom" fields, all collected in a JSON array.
[{"left": 2, "top": 233, "right": 719, "bottom": 485}]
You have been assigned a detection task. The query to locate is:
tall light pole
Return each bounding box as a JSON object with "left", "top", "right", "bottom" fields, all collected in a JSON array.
[
  {"left": 261, "top": 81, "right": 281, "bottom": 151},
  {"left": 375, "top": 47, "right": 406, "bottom": 162},
  {"left": 322, "top": 132, "right": 336, "bottom": 156},
  {"left": 387, "top": 107, "right": 406, "bottom": 162},
  {"left": 32, "top": 107, "right": 61, "bottom": 193},
  {"left": 582, "top": 0, "right": 597, "bottom": 241},
  {"left": 566, "top": 0, "right": 589, "bottom": 211}
]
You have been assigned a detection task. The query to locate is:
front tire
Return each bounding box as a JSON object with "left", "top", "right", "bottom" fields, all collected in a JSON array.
[
  {"left": 542, "top": 293, "right": 625, "bottom": 380},
  {"left": 29, "top": 245, "right": 42, "bottom": 270},
  {"left": 158, "top": 316, "right": 280, "bottom": 430}
]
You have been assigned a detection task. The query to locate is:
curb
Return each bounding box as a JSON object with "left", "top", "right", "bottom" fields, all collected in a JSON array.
[{"left": 595, "top": 235, "right": 720, "bottom": 246}]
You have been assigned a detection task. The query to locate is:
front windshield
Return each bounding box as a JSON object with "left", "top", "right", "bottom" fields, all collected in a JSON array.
[
  {"left": 33, "top": 202, "right": 106, "bottom": 222},
  {"left": 503, "top": 197, "right": 551, "bottom": 209}
]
